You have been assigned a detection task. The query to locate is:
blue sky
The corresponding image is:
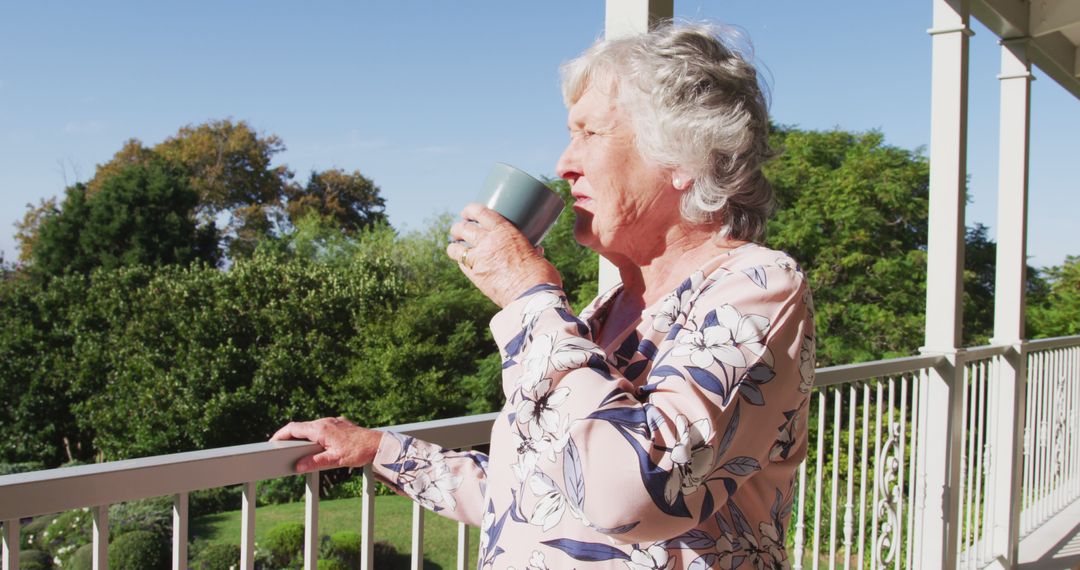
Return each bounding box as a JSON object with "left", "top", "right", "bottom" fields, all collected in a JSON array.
[{"left": 1, "top": 2, "right": 1077, "bottom": 268}]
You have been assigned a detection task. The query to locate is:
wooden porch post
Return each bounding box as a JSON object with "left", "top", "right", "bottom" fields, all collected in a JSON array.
[
  {"left": 986, "top": 37, "right": 1033, "bottom": 570},
  {"left": 598, "top": 0, "right": 674, "bottom": 293},
  {"left": 916, "top": 0, "right": 971, "bottom": 567}
]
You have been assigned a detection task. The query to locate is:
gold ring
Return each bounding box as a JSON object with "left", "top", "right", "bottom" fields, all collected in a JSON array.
[{"left": 460, "top": 248, "right": 474, "bottom": 270}]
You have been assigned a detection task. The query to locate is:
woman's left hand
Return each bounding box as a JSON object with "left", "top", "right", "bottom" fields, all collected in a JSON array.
[
  {"left": 270, "top": 417, "right": 382, "bottom": 472},
  {"left": 446, "top": 203, "right": 562, "bottom": 308}
]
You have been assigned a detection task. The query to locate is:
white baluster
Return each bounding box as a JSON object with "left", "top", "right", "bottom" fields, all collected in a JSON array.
[
  {"left": 361, "top": 465, "right": 375, "bottom": 570},
  {"left": 240, "top": 482, "right": 256, "bottom": 570},
  {"left": 857, "top": 383, "right": 870, "bottom": 570},
  {"left": 813, "top": 389, "right": 826, "bottom": 570},
  {"left": 456, "top": 519, "right": 470, "bottom": 570},
  {"left": 411, "top": 500, "right": 425, "bottom": 569},
  {"left": 93, "top": 504, "right": 109, "bottom": 570},
  {"left": 305, "top": 472, "right": 319, "bottom": 570},
  {"left": 794, "top": 460, "right": 807, "bottom": 570},
  {"left": 3, "top": 519, "right": 19, "bottom": 570},
  {"left": 843, "top": 384, "right": 856, "bottom": 570},
  {"left": 173, "top": 492, "right": 188, "bottom": 570},
  {"left": 829, "top": 387, "right": 841, "bottom": 569}
]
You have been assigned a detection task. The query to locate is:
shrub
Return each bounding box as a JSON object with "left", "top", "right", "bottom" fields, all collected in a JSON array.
[
  {"left": 258, "top": 475, "right": 305, "bottom": 506},
  {"left": 264, "top": 522, "right": 305, "bottom": 568},
  {"left": 37, "top": 510, "right": 91, "bottom": 560},
  {"left": 317, "top": 559, "right": 347, "bottom": 570},
  {"left": 0, "top": 462, "right": 45, "bottom": 475},
  {"left": 193, "top": 543, "right": 240, "bottom": 570},
  {"left": 20, "top": 516, "right": 50, "bottom": 549},
  {"left": 65, "top": 543, "right": 93, "bottom": 570},
  {"left": 320, "top": 531, "right": 361, "bottom": 568},
  {"left": 19, "top": 549, "right": 53, "bottom": 570},
  {"left": 108, "top": 530, "right": 169, "bottom": 570}
]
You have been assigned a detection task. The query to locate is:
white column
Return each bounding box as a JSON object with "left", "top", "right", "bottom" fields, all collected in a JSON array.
[
  {"left": 986, "top": 37, "right": 1033, "bottom": 570},
  {"left": 598, "top": 0, "right": 674, "bottom": 293},
  {"left": 604, "top": 0, "right": 673, "bottom": 40},
  {"left": 916, "top": 0, "right": 971, "bottom": 568}
]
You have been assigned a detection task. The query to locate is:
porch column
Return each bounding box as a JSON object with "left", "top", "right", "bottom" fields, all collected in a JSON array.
[
  {"left": 916, "top": 0, "right": 971, "bottom": 567},
  {"left": 598, "top": 0, "right": 674, "bottom": 292},
  {"left": 986, "top": 37, "right": 1033, "bottom": 569}
]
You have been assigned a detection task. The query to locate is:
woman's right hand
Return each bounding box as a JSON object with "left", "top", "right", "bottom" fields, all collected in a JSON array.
[{"left": 270, "top": 417, "right": 382, "bottom": 472}]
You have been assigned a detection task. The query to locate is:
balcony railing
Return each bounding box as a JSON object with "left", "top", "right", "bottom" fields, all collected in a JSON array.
[{"left": 2, "top": 336, "right": 1078, "bottom": 570}]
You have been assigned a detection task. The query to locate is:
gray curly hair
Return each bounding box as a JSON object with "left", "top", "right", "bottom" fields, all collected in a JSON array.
[{"left": 560, "top": 22, "right": 775, "bottom": 242}]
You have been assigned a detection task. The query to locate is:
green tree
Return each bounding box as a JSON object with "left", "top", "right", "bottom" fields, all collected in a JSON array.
[
  {"left": 0, "top": 274, "right": 93, "bottom": 465},
  {"left": 764, "top": 127, "right": 931, "bottom": 365},
  {"left": 29, "top": 160, "right": 219, "bottom": 279},
  {"left": 285, "top": 169, "right": 388, "bottom": 234},
  {"left": 1028, "top": 256, "right": 1080, "bottom": 337},
  {"left": 151, "top": 119, "right": 290, "bottom": 219}
]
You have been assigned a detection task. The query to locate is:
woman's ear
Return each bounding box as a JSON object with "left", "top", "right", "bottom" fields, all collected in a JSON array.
[{"left": 671, "top": 168, "right": 694, "bottom": 191}]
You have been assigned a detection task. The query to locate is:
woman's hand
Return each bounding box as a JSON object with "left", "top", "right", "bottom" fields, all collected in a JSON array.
[
  {"left": 446, "top": 203, "right": 563, "bottom": 308},
  {"left": 270, "top": 417, "right": 382, "bottom": 472}
]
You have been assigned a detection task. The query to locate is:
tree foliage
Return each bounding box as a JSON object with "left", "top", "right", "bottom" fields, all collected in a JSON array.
[
  {"left": 763, "top": 127, "right": 1024, "bottom": 364},
  {"left": 285, "top": 169, "right": 387, "bottom": 234},
  {"left": 4, "top": 120, "right": 1075, "bottom": 472},
  {"left": 1029, "top": 256, "right": 1080, "bottom": 337},
  {"left": 28, "top": 160, "right": 219, "bottom": 279},
  {"left": 765, "top": 127, "right": 930, "bottom": 365}
]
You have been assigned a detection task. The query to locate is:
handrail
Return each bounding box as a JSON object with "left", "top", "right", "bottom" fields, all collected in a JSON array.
[
  {"left": 0, "top": 412, "right": 500, "bottom": 521},
  {"left": 1026, "top": 334, "right": 1080, "bottom": 352},
  {"left": 814, "top": 353, "right": 943, "bottom": 387}
]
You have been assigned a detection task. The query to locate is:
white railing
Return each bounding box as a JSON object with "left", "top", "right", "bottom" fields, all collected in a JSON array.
[
  {"left": 0, "top": 413, "right": 496, "bottom": 570},
  {"left": 955, "top": 344, "right": 1008, "bottom": 569},
  {"left": 2, "top": 337, "right": 1079, "bottom": 570},
  {"left": 1021, "top": 337, "right": 1080, "bottom": 537}
]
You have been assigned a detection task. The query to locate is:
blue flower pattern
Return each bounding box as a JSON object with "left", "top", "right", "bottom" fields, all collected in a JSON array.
[{"left": 372, "top": 244, "right": 815, "bottom": 569}]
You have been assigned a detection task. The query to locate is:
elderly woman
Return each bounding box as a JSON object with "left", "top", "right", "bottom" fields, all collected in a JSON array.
[{"left": 273, "top": 22, "right": 814, "bottom": 569}]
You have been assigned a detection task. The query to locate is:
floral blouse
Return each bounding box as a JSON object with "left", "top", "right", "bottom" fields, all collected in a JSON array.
[{"left": 372, "top": 243, "right": 815, "bottom": 569}]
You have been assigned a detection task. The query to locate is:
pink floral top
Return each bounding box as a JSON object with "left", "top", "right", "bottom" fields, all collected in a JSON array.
[{"left": 373, "top": 243, "right": 815, "bottom": 569}]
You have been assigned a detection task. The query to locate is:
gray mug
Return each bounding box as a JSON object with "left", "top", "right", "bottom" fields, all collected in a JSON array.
[{"left": 475, "top": 163, "right": 565, "bottom": 246}]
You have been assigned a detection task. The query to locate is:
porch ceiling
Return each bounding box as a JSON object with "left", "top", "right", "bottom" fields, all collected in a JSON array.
[{"left": 974, "top": 0, "right": 1080, "bottom": 99}]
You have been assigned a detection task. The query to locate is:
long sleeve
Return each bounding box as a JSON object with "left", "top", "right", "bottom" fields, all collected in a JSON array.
[
  {"left": 488, "top": 258, "right": 813, "bottom": 545},
  {"left": 369, "top": 429, "right": 490, "bottom": 527}
]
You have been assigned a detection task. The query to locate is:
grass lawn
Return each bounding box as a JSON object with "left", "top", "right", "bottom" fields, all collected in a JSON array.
[{"left": 191, "top": 495, "right": 480, "bottom": 570}]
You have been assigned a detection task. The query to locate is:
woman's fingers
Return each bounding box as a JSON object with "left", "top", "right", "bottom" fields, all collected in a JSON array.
[
  {"left": 460, "top": 203, "right": 506, "bottom": 229},
  {"left": 446, "top": 241, "right": 470, "bottom": 267},
  {"left": 270, "top": 421, "right": 319, "bottom": 443},
  {"left": 296, "top": 449, "right": 341, "bottom": 472},
  {"left": 449, "top": 219, "right": 484, "bottom": 246}
]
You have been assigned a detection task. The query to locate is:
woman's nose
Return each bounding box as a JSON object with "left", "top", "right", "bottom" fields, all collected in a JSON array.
[{"left": 555, "top": 141, "right": 580, "bottom": 183}]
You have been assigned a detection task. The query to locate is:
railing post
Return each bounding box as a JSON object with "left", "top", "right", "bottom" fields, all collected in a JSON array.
[
  {"left": 598, "top": 0, "right": 673, "bottom": 293},
  {"left": 915, "top": 351, "right": 966, "bottom": 569},
  {"left": 985, "top": 34, "right": 1033, "bottom": 570}
]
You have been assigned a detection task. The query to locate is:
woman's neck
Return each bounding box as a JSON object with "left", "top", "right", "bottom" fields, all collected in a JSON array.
[{"left": 604, "top": 226, "right": 745, "bottom": 308}]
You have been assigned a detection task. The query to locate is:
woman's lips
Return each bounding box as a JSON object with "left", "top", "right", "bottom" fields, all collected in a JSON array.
[{"left": 571, "top": 194, "right": 592, "bottom": 207}]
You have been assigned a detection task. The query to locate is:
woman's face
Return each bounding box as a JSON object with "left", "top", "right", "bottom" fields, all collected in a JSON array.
[{"left": 555, "top": 83, "right": 678, "bottom": 259}]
